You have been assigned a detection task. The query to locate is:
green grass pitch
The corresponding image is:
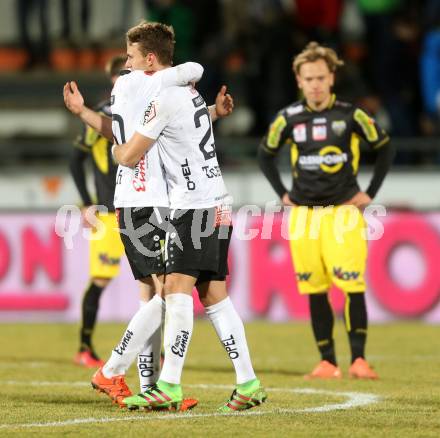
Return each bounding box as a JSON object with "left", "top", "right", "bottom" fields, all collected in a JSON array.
[{"left": 0, "top": 320, "right": 439, "bottom": 437}]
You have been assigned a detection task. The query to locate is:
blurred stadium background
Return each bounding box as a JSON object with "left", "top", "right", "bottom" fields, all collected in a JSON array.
[{"left": 0, "top": 0, "right": 438, "bottom": 324}]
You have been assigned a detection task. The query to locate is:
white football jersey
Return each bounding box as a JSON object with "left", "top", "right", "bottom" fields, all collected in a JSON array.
[
  {"left": 111, "top": 63, "right": 203, "bottom": 208},
  {"left": 136, "top": 85, "right": 231, "bottom": 210}
]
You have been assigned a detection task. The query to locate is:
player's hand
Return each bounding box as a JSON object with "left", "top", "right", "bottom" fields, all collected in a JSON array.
[
  {"left": 282, "top": 193, "right": 296, "bottom": 206},
  {"left": 215, "top": 85, "right": 234, "bottom": 118},
  {"left": 63, "top": 81, "right": 84, "bottom": 115},
  {"left": 344, "top": 191, "right": 372, "bottom": 209},
  {"left": 81, "top": 205, "right": 98, "bottom": 229}
]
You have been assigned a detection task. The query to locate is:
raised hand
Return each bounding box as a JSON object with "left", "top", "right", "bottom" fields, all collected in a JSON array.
[
  {"left": 63, "top": 81, "right": 84, "bottom": 115},
  {"left": 215, "top": 85, "right": 234, "bottom": 118}
]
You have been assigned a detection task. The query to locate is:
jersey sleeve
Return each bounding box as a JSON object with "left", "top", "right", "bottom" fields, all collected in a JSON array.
[
  {"left": 160, "top": 62, "right": 204, "bottom": 88},
  {"left": 136, "top": 91, "right": 174, "bottom": 140},
  {"left": 260, "top": 111, "right": 291, "bottom": 154},
  {"left": 352, "top": 107, "right": 390, "bottom": 149}
]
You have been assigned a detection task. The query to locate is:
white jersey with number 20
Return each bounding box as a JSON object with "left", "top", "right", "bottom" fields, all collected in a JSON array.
[
  {"left": 111, "top": 63, "right": 203, "bottom": 208},
  {"left": 136, "top": 85, "right": 230, "bottom": 210}
]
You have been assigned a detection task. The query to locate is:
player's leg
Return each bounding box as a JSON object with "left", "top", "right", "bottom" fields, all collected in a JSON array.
[
  {"left": 325, "top": 205, "right": 377, "bottom": 379},
  {"left": 289, "top": 206, "right": 341, "bottom": 378},
  {"left": 136, "top": 275, "right": 164, "bottom": 392},
  {"left": 92, "top": 207, "right": 167, "bottom": 405},
  {"left": 198, "top": 278, "right": 267, "bottom": 412},
  {"left": 75, "top": 211, "right": 124, "bottom": 368},
  {"left": 124, "top": 272, "right": 196, "bottom": 410}
]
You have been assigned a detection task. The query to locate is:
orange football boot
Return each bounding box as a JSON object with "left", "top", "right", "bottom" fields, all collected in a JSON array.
[
  {"left": 349, "top": 358, "right": 378, "bottom": 379},
  {"left": 91, "top": 368, "right": 132, "bottom": 407},
  {"left": 304, "top": 360, "right": 342, "bottom": 379}
]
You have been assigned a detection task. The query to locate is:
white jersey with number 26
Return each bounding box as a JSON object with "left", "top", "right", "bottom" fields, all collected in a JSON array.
[
  {"left": 111, "top": 63, "right": 203, "bottom": 208},
  {"left": 136, "top": 85, "right": 230, "bottom": 210}
]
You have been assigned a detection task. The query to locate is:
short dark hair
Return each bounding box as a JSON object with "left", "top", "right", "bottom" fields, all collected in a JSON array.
[
  {"left": 105, "top": 54, "right": 127, "bottom": 77},
  {"left": 126, "top": 21, "right": 175, "bottom": 65}
]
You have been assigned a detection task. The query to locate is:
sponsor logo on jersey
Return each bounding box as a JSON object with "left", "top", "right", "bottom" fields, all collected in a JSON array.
[
  {"left": 142, "top": 101, "right": 156, "bottom": 125},
  {"left": 181, "top": 158, "right": 196, "bottom": 190},
  {"left": 110, "top": 95, "right": 115, "bottom": 105},
  {"left": 298, "top": 145, "right": 348, "bottom": 173},
  {"left": 333, "top": 267, "right": 360, "bottom": 281},
  {"left": 171, "top": 330, "right": 190, "bottom": 357},
  {"left": 132, "top": 155, "right": 146, "bottom": 192},
  {"left": 313, "top": 117, "right": 326, "bottom": 124},
  {"left": 331, "top": 120, "right": 347, "bottom": 136},
  {"left": 293, "top": 123, "right": 307, "bottom": 142},
  {"left": 114, "top": 330, "right": 134, "bottom": 355},
  {"left": 202, "top": 165, "right": 222, "bottom": 179},
  {"left": 312, "top": 125, "right": 327, "bottom": 141},
  {"left": 192, "top": 94, "right": 205, "bottom": 108},
  {"left": 98, "top": 253, "right": 120, "bottom": 266},
  {"left": 296, "top": 272, "right": 312, "bottom": 281},
  {"left": 286, "top": 104, "right": 304, "bottom": 116},
  {"left": 221, "top": 334, "right": 239, "bottom": 359}
]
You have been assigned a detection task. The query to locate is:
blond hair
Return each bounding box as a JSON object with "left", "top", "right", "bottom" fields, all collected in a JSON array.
[
  {"left": 293, "top": 42, "right": 344, "bottom": 75},
  {"left": 126, "top": 21, "right": 175, "bottom": 65}
]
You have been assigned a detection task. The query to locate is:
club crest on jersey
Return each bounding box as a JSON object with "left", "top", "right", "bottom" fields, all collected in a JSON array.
[
  {"left": 142, "top": 102, "right": 156, "bottom": 125},
  {"left": 110, "top": 95, "right": 115, "bottom": 105},
  {"left": 293, "top": 123, "right": 306, "bottom": 142},
  {"left": 312, "top": 125, "right": 327, "bottom": 141},
  {"left": 331, "top": 120, "right": 347, "bottom": 136}
]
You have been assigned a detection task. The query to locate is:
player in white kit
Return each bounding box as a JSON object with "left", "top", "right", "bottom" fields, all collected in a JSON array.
[
  {"left": 65, "top": 22, "right": 234, "bottom": 409},
  {"left": 64, "top": 22, "right": 203, "bottom": 408},
  {"left": 113, "top": 85, "right": 267, "bottom": 412}
]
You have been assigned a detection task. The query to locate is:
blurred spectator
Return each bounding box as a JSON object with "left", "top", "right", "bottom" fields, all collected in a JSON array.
[
  {"left": 294, "top": 0, "right": 344, "bottom": 49},
  {"left": 357, "top": 0, "right": 420, "bottom": 137},
  {"left": 17, "top": 0, "right": 50, "bottom": 69},
  {"left": 60, "top": 0, "right": 91, "bottom": 46},
  {"left": 420, "top": 0, "right": 440, "bottom": 135},
  {"left": 145, "top": 0, "right": 195, "bottom": 64}
]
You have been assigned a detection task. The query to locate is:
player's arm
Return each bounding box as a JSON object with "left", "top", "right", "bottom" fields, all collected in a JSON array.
[
  {"left": 112, "top": 132, "right": 155, "bottom": 168},
  {"left": 350, "top": 108, "right": 395, "bottom": 203},
  {"left": 63, "top": 81, "right": 113, "bottom": 141},
  {"left": 161, "top": 62, "right": 204, "bottom": 87},
  {"left": 113, "top": 93, "right": 172, "bottom": 168},
  {"left": 257, "top": 113, "right": 293, "bottom": 205},
  {"left": 69, "top": 139, "right": 93, "bottom": 207}
]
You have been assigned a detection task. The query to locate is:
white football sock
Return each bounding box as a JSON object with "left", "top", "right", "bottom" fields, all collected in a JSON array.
[
  {"left": 137, "top": 299, "right": 165, "bottom": 392},
  {"left": 103, "top": 294, "right": 164, "bottom": 378},
  {"left": 205, "top": 297, "right": 256, "bottom": 384},
  {"left": 159, "top": 293, "right": 193, "bottom": 384}
]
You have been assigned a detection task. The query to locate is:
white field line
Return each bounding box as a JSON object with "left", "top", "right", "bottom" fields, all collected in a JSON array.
[{"left": 0, "top": 381, "right": 381, "bottom": 429}]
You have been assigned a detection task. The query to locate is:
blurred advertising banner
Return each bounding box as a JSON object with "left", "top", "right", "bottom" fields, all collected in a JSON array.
[{"left": 0, "top": 211, "right": 440, "bottom": 323}]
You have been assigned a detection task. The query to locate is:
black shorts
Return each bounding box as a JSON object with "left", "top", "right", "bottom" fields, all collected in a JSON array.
[
  {"left": 165, "top": 206, "right": 232, "bottom": 285},
  {"left": 116, "top": 207, "right": 168, "bottom": 280}
]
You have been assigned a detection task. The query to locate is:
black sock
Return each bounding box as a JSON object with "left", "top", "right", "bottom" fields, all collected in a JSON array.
[
  {"left": 80, "top": 282, "right": 104, "bottom": 351},
  {"left": 309, "top": 293, "right": 336, "bottom": 365},
  {"left": 345, "top": 292, "right": 367, "bottom": 363}
]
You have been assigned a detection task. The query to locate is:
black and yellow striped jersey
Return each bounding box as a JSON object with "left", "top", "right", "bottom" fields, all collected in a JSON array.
[
  {"left": 260, "top": 94, "right": 390, "bottom": 206},
  {"left": 72, "top": 99, "right": 118, "bottom": 211}
]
